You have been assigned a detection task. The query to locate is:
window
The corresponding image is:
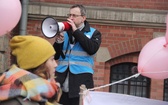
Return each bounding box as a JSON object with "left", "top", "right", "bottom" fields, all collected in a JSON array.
[
  {"left": 164, "top": 79, "right": 168, "bottom": 101},
  {"left": 110, "top": 63, "right": 150, "bottom": 98}
]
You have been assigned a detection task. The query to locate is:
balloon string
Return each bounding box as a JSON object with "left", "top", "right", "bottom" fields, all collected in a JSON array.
[{"left": 88, "top": 73, "right": 140, "bottom": 91}]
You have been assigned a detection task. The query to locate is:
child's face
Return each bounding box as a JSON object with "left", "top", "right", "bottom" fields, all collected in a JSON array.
[{"left": 45, "top": 55, "right": 57, "bottom": 79}]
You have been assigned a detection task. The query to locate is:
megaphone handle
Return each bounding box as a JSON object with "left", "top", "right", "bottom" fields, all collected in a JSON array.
[
  {"left": 59, "top": 44, "right": 65, "bottom": 59},
  {"left": 56, "top": 31, "right": 60, "bottom": 35},
  {"left": 58, "top": 43, "right": 65, "bottom": 59}
]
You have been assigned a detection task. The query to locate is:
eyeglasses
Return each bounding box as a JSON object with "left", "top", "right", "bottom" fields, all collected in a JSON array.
[{"left": 67, "top": 14, "right": 82, "bottom": 18}]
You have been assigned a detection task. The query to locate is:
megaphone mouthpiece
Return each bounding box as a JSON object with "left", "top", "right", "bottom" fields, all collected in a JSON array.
[{"left": 63, "top": 22, "right": 71, "bottom": 31}]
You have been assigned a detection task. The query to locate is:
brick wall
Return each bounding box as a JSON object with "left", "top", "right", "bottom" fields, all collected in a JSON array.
[
  {"left": 5, "top": 0, "right": 167, "bottom": 101},
  {"left": 30, "top": 0, "right": 168, "bottom": 10},
  {"left": 26, "top": 18, "right": 166, "bottom": 100}
]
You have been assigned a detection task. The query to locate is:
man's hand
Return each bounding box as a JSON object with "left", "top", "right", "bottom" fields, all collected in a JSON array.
[
  {"left": 67, "top": 18, "right": 77, "bottom": 32},
  {"left": 55, "top": 32, "right": 64, "bottom": 43}
]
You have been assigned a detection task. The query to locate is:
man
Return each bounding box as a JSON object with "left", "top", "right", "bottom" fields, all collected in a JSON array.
[{"left": 53, "top": 4, "right": 101, "bottom": 105}]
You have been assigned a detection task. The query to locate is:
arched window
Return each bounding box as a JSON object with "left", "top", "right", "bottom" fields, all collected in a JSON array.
[{"left": 110, "top": 63, "right": 151, "bottom": 98}]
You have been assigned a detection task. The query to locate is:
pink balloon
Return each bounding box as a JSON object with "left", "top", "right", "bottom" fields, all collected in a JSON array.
[
  {"left": 0, "top": 0, "right": 22, "bottom": 36},
  {"left": 164, "top": 14, "right": 168, "bottom": 45},
  {"left": 138, "top": 37, "right": 168, "bottom": 79}
]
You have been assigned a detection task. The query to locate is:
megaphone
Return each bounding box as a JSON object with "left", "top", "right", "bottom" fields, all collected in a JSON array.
[{"left": 41, "top": 17, "right": 71, "bottom": 38}]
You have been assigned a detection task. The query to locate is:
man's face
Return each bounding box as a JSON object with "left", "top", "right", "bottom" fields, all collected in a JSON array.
[{"left": 68, "top": 7, "right": 86, "bottom": 28}]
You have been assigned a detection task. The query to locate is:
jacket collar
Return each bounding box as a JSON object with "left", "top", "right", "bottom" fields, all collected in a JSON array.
[{"left": 81, "top": 21, "right": 90, "bottom": 32}]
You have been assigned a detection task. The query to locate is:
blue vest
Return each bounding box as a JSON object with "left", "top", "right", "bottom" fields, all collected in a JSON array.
[{"left": 56, "top": 27, "right": 96, "bottom": 74}]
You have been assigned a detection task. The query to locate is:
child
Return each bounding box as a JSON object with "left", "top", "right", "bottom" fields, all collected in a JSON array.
[{"left": 0, "top": 35, "right": 61, "bottom": 105}]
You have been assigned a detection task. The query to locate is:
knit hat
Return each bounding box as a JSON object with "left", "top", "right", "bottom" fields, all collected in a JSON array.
[{"left": 10, "top": 35, "right": 56, "bottom": 70}]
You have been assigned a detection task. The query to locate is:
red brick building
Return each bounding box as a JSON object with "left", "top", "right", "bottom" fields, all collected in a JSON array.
[{"left": 0, "top": 0, "right": 168, "bottom": 102}]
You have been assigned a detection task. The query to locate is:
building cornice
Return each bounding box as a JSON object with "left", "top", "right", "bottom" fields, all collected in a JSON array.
[{"left": 28, "top": 2, "right": 167, "bottom": 28}]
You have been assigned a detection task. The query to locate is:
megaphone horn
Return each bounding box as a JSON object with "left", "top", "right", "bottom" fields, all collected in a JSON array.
[{"left": 41, "top": 17, "right": 71, "bottom": 38}]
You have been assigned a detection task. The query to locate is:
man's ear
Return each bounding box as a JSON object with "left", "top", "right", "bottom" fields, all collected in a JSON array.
[{"left": 82, "top": 16, "right": 86, "bottom": 22}]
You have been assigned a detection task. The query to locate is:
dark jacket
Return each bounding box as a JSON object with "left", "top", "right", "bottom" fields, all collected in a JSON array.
[{"left": 53, "top": 21, "right": 101, "bottom": 98}]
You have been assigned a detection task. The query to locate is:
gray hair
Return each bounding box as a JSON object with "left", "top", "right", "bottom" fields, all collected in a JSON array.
[{"left": 70, "top": 4, "right": 86, "bottom": 16}]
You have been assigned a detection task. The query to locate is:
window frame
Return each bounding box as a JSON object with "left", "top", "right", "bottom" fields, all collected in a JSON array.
[{"left": 110, "top": 63, "right": 151, "bottom": 98}]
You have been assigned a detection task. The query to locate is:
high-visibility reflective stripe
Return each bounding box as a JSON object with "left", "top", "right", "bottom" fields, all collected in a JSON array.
[
  {"left": 57, "top": 27, "right": 96, "bottom": 74},
  {"left": 63, "top": 50, "right": 94, "bottom": 57},
  {"left": 58, "top": 61, "right": 93, "bottom": 68}
]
